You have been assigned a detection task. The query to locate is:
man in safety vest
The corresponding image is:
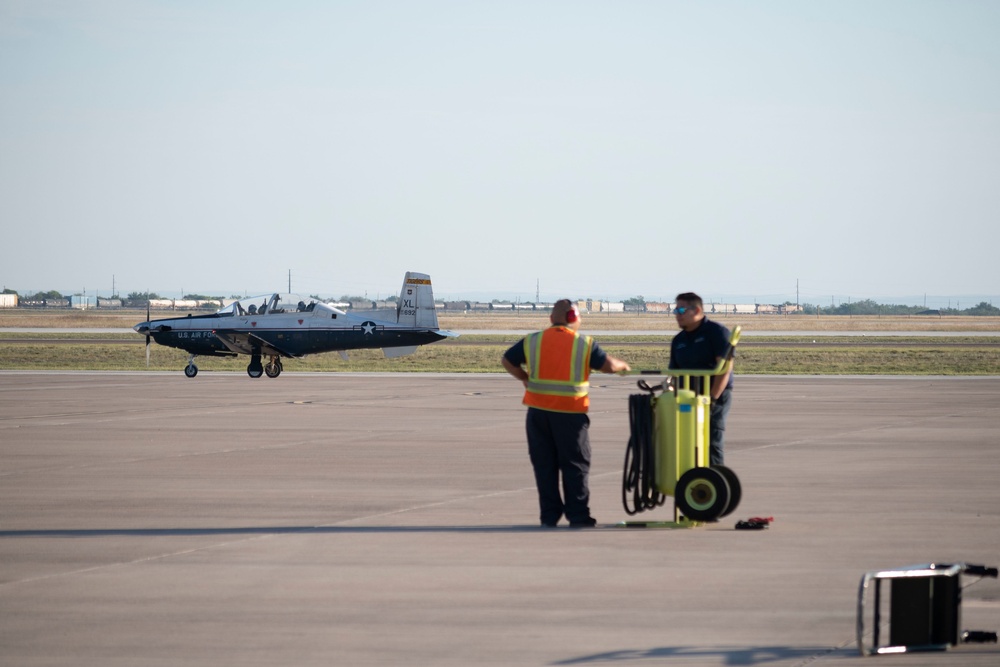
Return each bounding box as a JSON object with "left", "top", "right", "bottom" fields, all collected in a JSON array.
[{"left": 502, "top": 299, "right": 631, "bottom": 528}]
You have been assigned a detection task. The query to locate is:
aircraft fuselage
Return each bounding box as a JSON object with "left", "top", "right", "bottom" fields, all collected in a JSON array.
[
  {"left": 134, "top": 276, "right": 455, "bottom": 377},
  {"left": 145, "top": 311, "right": 447, "bottom": 358}
]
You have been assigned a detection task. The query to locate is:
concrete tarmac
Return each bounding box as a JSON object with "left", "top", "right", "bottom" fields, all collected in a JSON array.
[{"left": 1, "top": 372, "right": 998, "bottom": 666}]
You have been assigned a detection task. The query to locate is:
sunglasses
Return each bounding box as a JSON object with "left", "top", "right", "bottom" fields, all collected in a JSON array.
[{"left": 673, "top": 306, "right": 691, "bottom": 315}]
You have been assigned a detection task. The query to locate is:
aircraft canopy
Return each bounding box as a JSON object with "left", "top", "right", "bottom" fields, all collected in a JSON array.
[{"left": 217, "top": 294, "right": 343, "bottom": 317}]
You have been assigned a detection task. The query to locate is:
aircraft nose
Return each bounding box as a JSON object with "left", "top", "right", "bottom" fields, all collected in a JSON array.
[{"left": 134, "top": 323, "right": 149, "bottom": 334}]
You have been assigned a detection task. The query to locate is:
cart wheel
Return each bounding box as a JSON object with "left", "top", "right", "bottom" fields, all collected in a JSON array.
[
  {"left": 676, "top": 467, "right": 731, "bottom": 522},
  {"left": 712, "top": 465, "right": 741, "bottom": 517}
]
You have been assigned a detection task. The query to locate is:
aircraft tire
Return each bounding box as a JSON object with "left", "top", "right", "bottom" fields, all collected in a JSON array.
[
  {"left": 247, "top": 363, "right": 264, "bottom": 379},
  {"left": 265, "top": 362, "right": 281, "bottom": 378},
  {"left": 185, "top": 364, "right": 198, "bottom": 378}
]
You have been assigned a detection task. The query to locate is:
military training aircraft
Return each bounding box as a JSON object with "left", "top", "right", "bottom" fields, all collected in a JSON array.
[{"left": 134, "top": 272, "right": 456, "bottom": 378}]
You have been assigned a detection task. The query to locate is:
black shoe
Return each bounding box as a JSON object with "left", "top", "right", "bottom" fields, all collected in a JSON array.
[
  {"left": 541, "top": 521, "right": 558, "bottom": 528},
  {"left": 569, "top": 518, "right": 597, "bottom": 528}
]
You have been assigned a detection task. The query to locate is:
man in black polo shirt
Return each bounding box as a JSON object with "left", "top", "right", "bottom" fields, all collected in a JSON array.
[{"left": 668, "top": 292, "right": 734, "bottom": 465}]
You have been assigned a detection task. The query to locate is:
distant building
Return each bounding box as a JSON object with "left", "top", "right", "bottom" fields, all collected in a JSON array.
[{"left": 68, "top": 295, "right": 95, "bottom": 309}]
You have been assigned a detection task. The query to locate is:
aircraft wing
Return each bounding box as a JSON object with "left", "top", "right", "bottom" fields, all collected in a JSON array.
[{"left": 212, "top": 330, "right": 300, "bottom": 358}]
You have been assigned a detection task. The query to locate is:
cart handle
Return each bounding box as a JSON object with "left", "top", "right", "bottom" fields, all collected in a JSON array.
[{"left": 621, "top": 325, "right": 741, "bottom": 377}]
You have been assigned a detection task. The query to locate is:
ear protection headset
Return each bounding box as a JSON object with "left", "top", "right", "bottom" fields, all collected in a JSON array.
[{"left": 565, "top": 306, "right": 578, "bottom": 323}]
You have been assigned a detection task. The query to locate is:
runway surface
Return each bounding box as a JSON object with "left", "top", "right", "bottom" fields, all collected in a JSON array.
[
  {"left": 1, "top": 372, "right": 998, "bottom": 666},
  {"left": 2, "top": 327, "right": 1000, "bottom": 336}
]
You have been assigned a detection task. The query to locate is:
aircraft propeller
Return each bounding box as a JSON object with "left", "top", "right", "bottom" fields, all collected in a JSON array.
[{"left": 145, "top": 301, "right": 151, "bottom": 367}]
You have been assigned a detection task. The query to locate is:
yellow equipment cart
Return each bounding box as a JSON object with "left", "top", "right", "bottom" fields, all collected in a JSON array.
[{"left": 621, "top": 326, "right": 741, "bottom": 527}]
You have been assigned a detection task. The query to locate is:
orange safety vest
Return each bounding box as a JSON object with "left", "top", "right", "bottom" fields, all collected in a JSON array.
[{"left": 522, "top": 326, "right": 593, "bottom": 413}]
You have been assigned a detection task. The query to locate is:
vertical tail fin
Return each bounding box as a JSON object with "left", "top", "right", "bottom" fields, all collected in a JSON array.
[{"left": 396, "top": 272, "right": 439, "bottom": 329}]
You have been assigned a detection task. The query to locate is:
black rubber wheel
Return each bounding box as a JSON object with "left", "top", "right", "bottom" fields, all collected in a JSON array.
[
  {"left": 247, "top": 362, "right": 264, "bottom": 378},
  {"left": 712, "top": 465, "right": 741, "bottom": 517},
  {"left": 264, "top": 362, "right": 281, "bottom": 378},
  {"left": 184, "top": 365, "right": 198, "bottom": 378},
  {"left": 675, "top": 467, "right": 731, "bottom": 522}
]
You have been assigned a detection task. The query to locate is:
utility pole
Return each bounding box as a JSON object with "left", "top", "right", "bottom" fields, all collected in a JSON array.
[
  {"left": 288, "top": 269, "right": 292, "bottom": 293},
  {"left": 536, "top": 279, "right": 539, "bottom": 303}
]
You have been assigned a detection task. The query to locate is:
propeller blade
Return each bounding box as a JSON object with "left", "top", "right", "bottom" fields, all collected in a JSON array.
[{"left": 145, "top": 301, "right": 151, "bottom": 368}]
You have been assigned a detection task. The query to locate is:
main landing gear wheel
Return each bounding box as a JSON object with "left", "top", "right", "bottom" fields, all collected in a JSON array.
[
  {"left": 247, "top": 361, "right": 264, "bottom": 378},
  {"left": 675, "top": 467, "right": 731, "bottom": 522},
  {"left": 712, "top": 465, "right": 742, "bottom": 517},
  {"left": 184, "top": 364, "right": 198, "bottom": 378},
  {"left": 264, "top": 359, "right": 282, "bottom": 378}
]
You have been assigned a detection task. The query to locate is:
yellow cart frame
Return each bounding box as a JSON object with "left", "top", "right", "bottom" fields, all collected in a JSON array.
[{"left": 620, "top": 326, "right": 741, "bottom": 528}]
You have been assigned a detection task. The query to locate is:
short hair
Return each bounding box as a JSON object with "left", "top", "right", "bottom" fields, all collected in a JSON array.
[
  {"left": 551, "top": 299, "right": 577, "bottom": 325},
  {"left": 675, "top": 292, "right": 703, "bottom": 309}
]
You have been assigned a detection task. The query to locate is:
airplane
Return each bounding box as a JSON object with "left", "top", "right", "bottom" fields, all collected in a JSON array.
[{"left": 134, "top": 271, "right": 457, "bottom": 378}]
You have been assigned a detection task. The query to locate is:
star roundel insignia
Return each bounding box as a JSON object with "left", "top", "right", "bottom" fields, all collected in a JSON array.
[{"left": 362, "top": 321, "right": 376, "bottom": 335}]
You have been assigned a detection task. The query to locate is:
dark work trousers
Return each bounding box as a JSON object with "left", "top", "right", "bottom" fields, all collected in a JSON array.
[
  {"left": 525, "top": 407, "right": 592, "bottom": 526},
  {"left": 709, "top": 387, "right": 733, "bottom": 466}
]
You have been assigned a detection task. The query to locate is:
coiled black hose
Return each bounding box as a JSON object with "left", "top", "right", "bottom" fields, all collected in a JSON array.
[{"left": 622, "top": 392, "right": 665, "bottom": 515}]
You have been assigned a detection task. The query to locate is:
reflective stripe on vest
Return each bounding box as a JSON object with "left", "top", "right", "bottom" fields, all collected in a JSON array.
[{"left": 522, "top": 327, "right": 593, "bottom": 413}]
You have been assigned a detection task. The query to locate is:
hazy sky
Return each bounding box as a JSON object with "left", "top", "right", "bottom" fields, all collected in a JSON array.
[{"left": 1, "top": 1, "right": 997, "bottom": 307}]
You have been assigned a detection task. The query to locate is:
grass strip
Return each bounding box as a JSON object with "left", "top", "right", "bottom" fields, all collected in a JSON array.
[{"left": 2, "top": 342, "right": 999, "bottom": 375}]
